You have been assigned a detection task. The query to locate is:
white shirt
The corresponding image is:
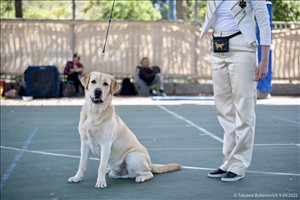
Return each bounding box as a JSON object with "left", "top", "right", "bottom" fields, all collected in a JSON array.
[
  {"left": 200, "top": 0, "right": 271, "bottom": 46},
  {"left": 214, "top": 0, "right": 240, "bottom": 32}
]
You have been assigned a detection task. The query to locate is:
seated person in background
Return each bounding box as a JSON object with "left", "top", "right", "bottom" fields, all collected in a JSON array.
[
  {"left": 64, "top": 53, "right": 84, "bottom": 95},
  {"left": 134, "top": 57, "right": 166, "bottom": 96}
]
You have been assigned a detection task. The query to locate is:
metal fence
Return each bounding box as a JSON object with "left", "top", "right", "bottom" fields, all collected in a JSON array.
[
  {"left": 1, "top": 19, "right": 299, "bottom": 81},
  {"left": 272, "top": 21, "right": 300, "bottom": 30}
]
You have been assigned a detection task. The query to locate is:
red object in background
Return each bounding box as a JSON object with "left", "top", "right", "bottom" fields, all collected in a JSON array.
[{"left": 0, "top": 80, "right": 6, "bottom": 96}]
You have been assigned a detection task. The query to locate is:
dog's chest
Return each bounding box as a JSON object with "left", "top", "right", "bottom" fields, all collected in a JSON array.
[
  {"left": 86, "top": 132, "right": 101, "bottom": 155},
  {"left": 83, "top": 125, "right": 104, "bottom": 155}
]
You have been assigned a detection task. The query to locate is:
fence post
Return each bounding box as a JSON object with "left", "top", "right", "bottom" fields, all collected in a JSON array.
[{"left": 256, "top": 1, "right": 272, "bottom": 98}]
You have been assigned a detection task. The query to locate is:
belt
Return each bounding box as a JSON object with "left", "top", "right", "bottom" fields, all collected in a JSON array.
[{"left": 213, "top": 31, "right": 242, "bottom": 39}]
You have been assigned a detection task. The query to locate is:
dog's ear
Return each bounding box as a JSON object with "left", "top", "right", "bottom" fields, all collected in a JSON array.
[
  {"left": 80, "top": 73, "right": 90, "bottom": 90},
  {"left": 110, "top": 79, "right": 121, "bottom": 95}
]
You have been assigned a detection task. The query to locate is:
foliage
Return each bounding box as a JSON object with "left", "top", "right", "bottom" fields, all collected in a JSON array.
[
  {"left": 81, "top": 0, "right": 161, "bottom": 20},
  {"left": 23, "top": 1, "right": 72, "bottom": 19},
  {"left": 0, "top": 0, "right": 72, "bottom": 19},
  {"left": 0, "top": 0, "right": 161, "bottom": 20},
  {"left": 269, "top": 0, "right": 300, "bottom": 21},
  {"left": 186, "top": 0, "right": 206, "bottom": 23},
  {"left": 0, "top": 0, "right": 15, "bottom": 18},
  {"left": 0, "top": 0, "right": 299, "bottom": 21}
]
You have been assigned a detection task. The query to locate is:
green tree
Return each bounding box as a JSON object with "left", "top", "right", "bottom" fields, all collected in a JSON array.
[
  {"left": 1, "top": 0, "right": 299, "bottom": 22},
  {"left": 0, "top": 0, "right": 15, "bottom": 18},
  {"left": 0, "top": 0, "right": 72, "bottom": 19},
  {"left": 176, "top": 0, "right": 188, "bottom": 20},
  {"left": 270, "top": 0, "right": 300, "bottom": 21},
  {"left": 81, "top": 0, "right": 161, "bottom": 20},
  {"left": 15, "top": 0, "right": 22, "bottom": 18},
  {"left": 23, "top": 1, "right": 71, "bottom": 19}
]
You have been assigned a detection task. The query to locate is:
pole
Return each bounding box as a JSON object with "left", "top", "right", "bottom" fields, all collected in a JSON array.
[
  {"left": 72, "top": 0, "right": 76, "bottom": 20},
  {"left": 168, "top": 0, "right": 176, "bottom": 21},
  {"left": 194, "top": 0, "right": 199, "bottom": 26}
]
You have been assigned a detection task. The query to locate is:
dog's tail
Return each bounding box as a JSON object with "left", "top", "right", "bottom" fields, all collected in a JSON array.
[{"left": 150, "top": 163, "right": 181, "bottom": 174}]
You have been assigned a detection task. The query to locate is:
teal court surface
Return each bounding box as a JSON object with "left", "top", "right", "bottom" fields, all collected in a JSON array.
[{"left": 1, "top": 97, "right": 299, "bottom": 200}]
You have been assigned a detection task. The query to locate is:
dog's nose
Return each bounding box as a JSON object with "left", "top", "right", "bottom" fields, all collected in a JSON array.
[{"left": 94, "top": 88, "right": 102, "bottom": 97}]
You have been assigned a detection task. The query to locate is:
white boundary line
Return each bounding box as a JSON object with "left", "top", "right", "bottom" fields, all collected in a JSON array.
[
  {"left": 181, "top": 165, "right": 300, "bottom": 177},
  {"left": 273, "top": 116, "right": 300, "bottom": 126},
  {"left": 254, "top": 143, "right": 300, "bottom": 147},
  {"left": 157, "top": 105, "right": 223, "bottom": 143},
  {"left": 1, "top": 145, "right": 297, "bottom": 154},
  {"left": 1, "top": 145, "right": 299, "bottom": 177},
  {"left": 0, "top": 127, "right": 38, "bottom": 190},
  {"left": 157, "top": 105, "right": 300, "bottom": 148}
]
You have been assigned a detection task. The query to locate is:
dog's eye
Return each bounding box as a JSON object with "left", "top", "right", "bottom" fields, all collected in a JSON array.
[
  {"left": 103, "top": 82, "right": 109, "bottom": 86},
  {"left": 91, "top": 80, "right": 96, "bottom": 84}
]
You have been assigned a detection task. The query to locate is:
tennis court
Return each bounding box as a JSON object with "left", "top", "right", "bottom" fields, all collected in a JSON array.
[{"left": 1, "top": 97, "right": 299, "bottom": 200}]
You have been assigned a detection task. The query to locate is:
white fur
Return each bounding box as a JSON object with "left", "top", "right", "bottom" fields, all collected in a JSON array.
[{"left": 68, "top": 72, "right": 180, "bottom": 188}]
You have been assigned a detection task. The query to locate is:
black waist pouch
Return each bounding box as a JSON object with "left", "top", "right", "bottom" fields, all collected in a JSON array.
[{"left": 212, "top": 31, "right": 242, "bottom": 53}]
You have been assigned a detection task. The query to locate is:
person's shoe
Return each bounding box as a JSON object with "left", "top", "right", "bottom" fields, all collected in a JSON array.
[
  {"left": 149, "top": 89, "right": 158, "bottom": 96},
  {"left": 208, "top": 168, "right": 227, "bottom": 178},
  {"left": 221, "top": 171, "right": 245, "bottom": 182},
  {"left": 159, "top": 89, "right": 167, "bottom": 97}
]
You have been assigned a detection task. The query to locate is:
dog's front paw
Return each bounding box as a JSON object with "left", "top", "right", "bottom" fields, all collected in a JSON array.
[
  {"left": 95, "top": 179, "right": 107, "bottom": 189},
  {"left": 135, "top": 176, "right": 146, "bottom": 183},
  {"left": 68, "top": 176, "right": 82, "bottom": 183}
]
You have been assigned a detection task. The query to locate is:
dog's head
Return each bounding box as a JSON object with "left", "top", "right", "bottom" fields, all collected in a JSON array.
[{"left": 80, "top": 72, "right": 120, "bottom": 104}]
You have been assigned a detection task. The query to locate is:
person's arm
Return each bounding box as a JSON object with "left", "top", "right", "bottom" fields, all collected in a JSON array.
[
  {"left": 251, "top": 1, "right": 271, "bottom": 81},
  {"left": 255, "top": 45, "right": 270, "bottom": 81},
  {"left": 64, "top": 61, "right": 72, "bottom": 75},
  {"left": 74, "top": 63, "right": 84, "bottom": 73}
]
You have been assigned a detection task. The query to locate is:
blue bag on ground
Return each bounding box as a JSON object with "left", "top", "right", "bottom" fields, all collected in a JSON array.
[{"left": 24, "top": 66, "right": 60, "bottom": 98}]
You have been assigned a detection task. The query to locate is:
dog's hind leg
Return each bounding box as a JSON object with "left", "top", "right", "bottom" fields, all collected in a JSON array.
[{"left": 125, "top": 152, "right": 154, "bottom": 183}]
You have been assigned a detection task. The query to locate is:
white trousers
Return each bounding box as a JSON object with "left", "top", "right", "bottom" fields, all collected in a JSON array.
[{"left": 211, "top": 31, "right": 257, "bottom": 175}]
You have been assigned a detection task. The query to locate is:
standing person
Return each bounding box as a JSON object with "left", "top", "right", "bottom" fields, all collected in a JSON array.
[
  {"left": 64, "top": 53, "right": 84, "bottom": 95},
  {"left": 134, "top": 57, "right": 166, "bottom": 96},
  {"left": 200, "top": 0, "right": 271, "bottom": 181}
]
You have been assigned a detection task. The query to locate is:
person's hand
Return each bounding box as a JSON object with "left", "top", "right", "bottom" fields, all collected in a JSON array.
[
  {"left": 255, "top": 63, "right": 268, "bottom": 81},
  {"left": 256, "top": 45, "right": 270, "bottom": 81},
  {"left": 73, "top": 65, "right": 80, "bottom": 72}
]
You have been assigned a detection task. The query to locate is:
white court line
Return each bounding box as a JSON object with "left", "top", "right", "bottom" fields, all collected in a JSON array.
[
  {"left": 149, "top": 146, "right": 299, "bottom": 150},
  {"left": 157, "top": 105, "right": 300, "bottom": 148},
  {"left": 157, "top": 105, "right": 223, "bottom": 143},
  {"left": 180, "top": 166, "right": 300, "bottom": 177},
  {"left": 0, "top": 146, "right": 98, "bottom": 161},
  {"left": 254, "top": 143, "right": 300, "bottom": 147},
  {"left": 0, "top": 127, "right": 38, "bottom": 190},
  {"left": 273, "top": 116, "right": 300, "bottom": 126},
  {"left": 1, "top": 145, "right": 299, "bottom": 177},
  {"left": 4, "top": 145, "right": 297, "bottom": 154}
]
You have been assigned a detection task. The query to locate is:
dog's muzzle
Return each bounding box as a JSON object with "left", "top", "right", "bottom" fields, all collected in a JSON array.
[{"left": 90, "top": 88, "right": 103, "bottom": 104}]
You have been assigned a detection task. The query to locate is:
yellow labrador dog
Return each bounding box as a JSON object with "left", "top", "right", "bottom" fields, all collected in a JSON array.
[{"left": 68, "top": 72, "right": 181, "bottom": 188}]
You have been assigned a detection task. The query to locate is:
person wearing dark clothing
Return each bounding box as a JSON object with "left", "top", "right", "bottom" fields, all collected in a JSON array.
[
  {"left": 134, "top": 57, "right": 166, "bottom": 96},
  {"left": 64, "top": 53, "right": 84, "bottom": 94}
]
